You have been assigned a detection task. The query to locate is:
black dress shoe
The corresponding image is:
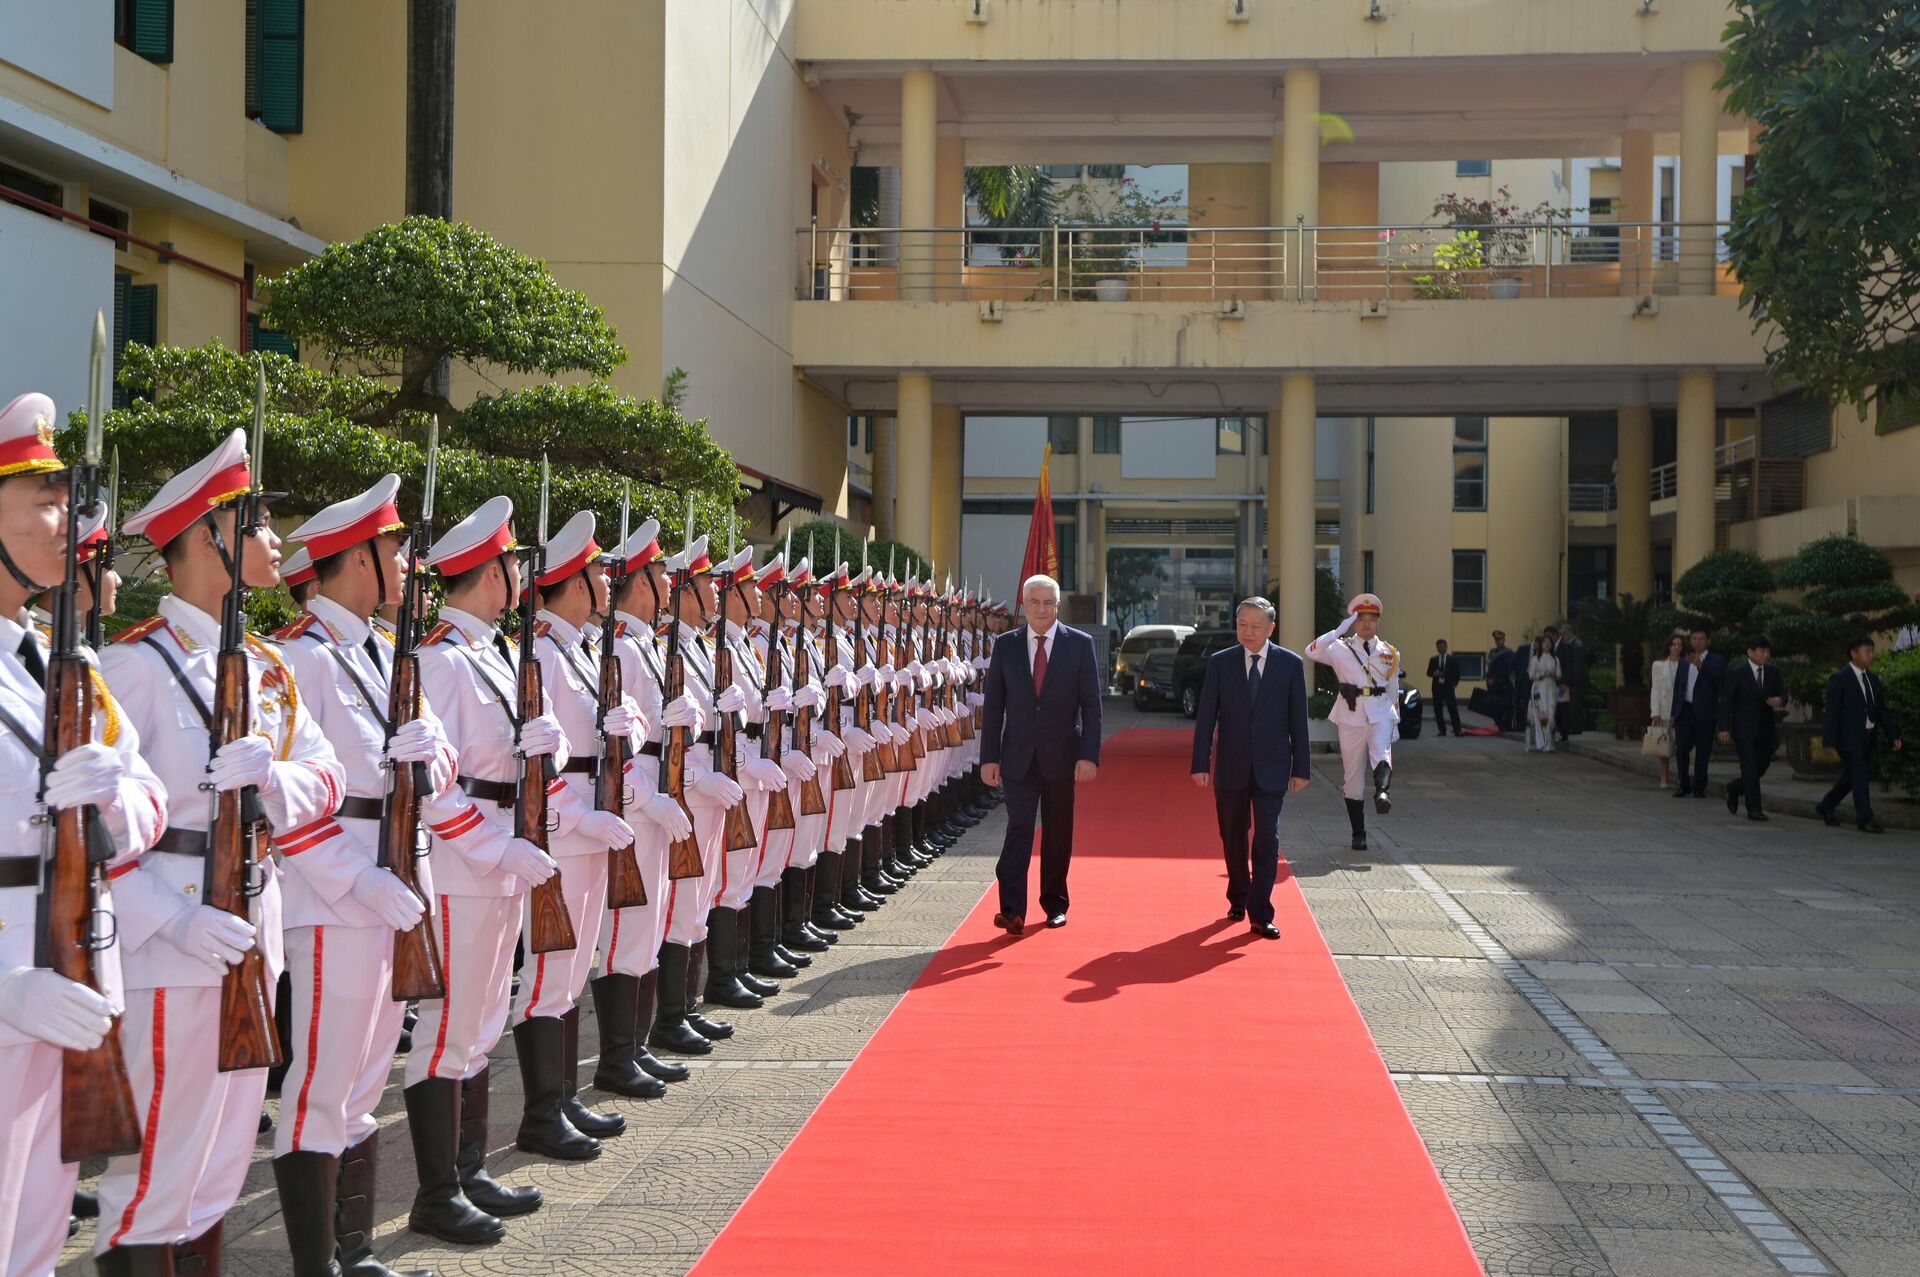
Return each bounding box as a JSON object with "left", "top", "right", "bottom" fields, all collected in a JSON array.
[
  {"left": 1860, "top": 822, "right": 1886, "bottom": 834},
  {"left": 1747, "top": 812, "right": 1769, "bottom": 822},
  {"left": 1820, "top": 809, "right": 1840, "bottom": 827},
  {"left": 1672, "top": 788, "right": 1691, "bottom": 799},
  {"left": 1351, "top": 833, "right": 1367, "bottom": 851},
  {"left": 1727, "top": 788, "right": 1740, "bottom": 815},
  {"left": 1046, "top": 913, "right": 1067, "bottom": 929},
  {"left": 992, "top": 912, "right": 1024, "bottom": 936},
  {"left": 1250, "top": 921, "right": 1281, "bottom": 940},
  {"left": 1226, "top": 907, "right": 1246, "bottom": 922}
]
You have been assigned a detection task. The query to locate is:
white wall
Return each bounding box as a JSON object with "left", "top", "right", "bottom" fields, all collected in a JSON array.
[
  {"left": 964, "top": 416, "right": 1048, "bottom": 478},
  {"left": 960, "top": 511, "right": 1032, "bottom": 608},
  {"left": 0, "top": 203, "right": 114, "bottom": 424},
  {"left": 0, "top": 0, "right": 114, "bottom": 108}
]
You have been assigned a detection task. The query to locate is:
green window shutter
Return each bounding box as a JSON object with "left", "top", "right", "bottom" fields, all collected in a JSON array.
[
  {"left": 256, "top": 0, "right": 305, "bottom": 134},
  {"left": 249, "top": 315, "right": 297, "bottom": 361},
  {"left": 131, "top": 0, "right": 174, "bottom": 64},
  {"left": 111, "top": 275, "right": 132, "bottom": 409},
  {"left": 121, "top": 283, "right": 159, "bottom": 405}
]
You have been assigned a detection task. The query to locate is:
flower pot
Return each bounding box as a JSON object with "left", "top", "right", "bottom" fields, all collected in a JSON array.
[
  {"left": 1608, "top": 687, "right": 1650, "bottom": 741},
  {"left": 1781, "top": 720, "right": 1844, "bottom": 782},
  {"left": 1488, "top": 277, "right": 1524, "bottom": 300},
  {"left": 1093, "top": 278, "right": 1131, "bottom": 302}
]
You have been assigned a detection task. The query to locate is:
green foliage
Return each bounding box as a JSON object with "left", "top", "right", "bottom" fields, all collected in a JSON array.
[
  {"left": 1674, "top": 549, "right": 1775, "bottom": 633},
  {"left": 1751, "top": 534, "right": 1920, "bottom": 713},
  {"left": 966, "top": 165, "right": 1060, "bottom": 228},
  {"left": 1574, "top": 593, "right": 1664, "bottom": 688},
  {"left": 1266, "top": 566, "right": 1345, "bottom": 695},
  {"left": 850, "top": 167, "right": 881, "bottom": 229},
  {"left": 1105, "top": 548, "right": 1164, "bottom": 633},
  {"left": 1873, "top": 647, "right": 1920, "bottom": 801},
  {"left": 1720, "top": 0, "right": 1920, "bottom": 411},
  {"left": 787, "top": 519, "right": 932, "bottom": 583},
  {"left": 455, "top": 382, "right": 736, "bottom": 499}
]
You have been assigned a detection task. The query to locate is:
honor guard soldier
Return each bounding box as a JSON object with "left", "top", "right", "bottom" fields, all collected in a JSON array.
[
  {"left": 282, "top": 545, "right": 318, "bottom": 609},
  {"left": 745, "top": 553, "right": 822, "bottom": 976},
  {"left": 0, "top": 393, "right": 166, "bottom": 1277},
  {"left": 99, "top": 428, "right": 347, "bottom": 1273},
  {"left": 825, "top": 566, "right": 884, "bottom": 919},
  {"left": 773, "top": 558, "right": 844, "bottom": 949},
  {"left": 1307, "top": 593, "right": 1401, "bottom": 850},
  {"left": 796, "top": 562, "right": 858, "bottom": 938},
  {"left": 511, "top": 510, "right": 641, "bottom": 1156},
  {"left": 402, "top": 495, "right": 569, "bottom": 1244},
  {"left": 270, "top": 475, "right": 458, "bottom": 1276},
  {"left": 594, "top": 519, "right": 699, "bottom": 1078}
]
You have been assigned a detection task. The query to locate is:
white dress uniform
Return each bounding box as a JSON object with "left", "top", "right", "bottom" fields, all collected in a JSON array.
[
  {"left": 1306, "top": 599, "right": 1402, "bottom": 803},
  {"left": 658, "top": 538, "right": 730, "bottom": 950},
  {"left": 786, "top": 562, "right": 837, "bottom": 874},
  {"left": 718, "top": 599, "right": 780, "bottom": 911}
]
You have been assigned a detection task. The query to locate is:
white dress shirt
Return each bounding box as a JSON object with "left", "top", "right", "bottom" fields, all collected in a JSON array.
[{"left": 1027, "top": 620, "right": 1060, "bottom": 669}]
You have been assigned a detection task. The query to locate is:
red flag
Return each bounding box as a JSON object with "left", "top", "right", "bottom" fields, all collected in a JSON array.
[{"left": 1017, "top": 442, "right": 1058, "bottom": 598}]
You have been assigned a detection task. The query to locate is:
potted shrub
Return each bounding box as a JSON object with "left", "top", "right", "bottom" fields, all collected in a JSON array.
[
  {"left": 1576, "top": 593, "right": 1663, "bottom": 740},
  {"left": 1058, "top": 173, "right": 1186, "bottom": 301},
  {"left": 1399, "top": 185, "right": 1555, "bottom": 299}
]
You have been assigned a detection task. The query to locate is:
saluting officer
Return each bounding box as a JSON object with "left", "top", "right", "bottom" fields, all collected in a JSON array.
[
  {"left": 270, "top": 474, "right": 457, "bottom": 1277},
  {"left": 1306, "top": 593, "right": 1401, "bottom": 851},
  {"left": 99, "top": 429, "right": 347, "bottom": 1273}
]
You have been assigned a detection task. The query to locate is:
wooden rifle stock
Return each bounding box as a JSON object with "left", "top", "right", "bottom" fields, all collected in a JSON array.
[
  {"left": 380, "top": 649, "right": 445, "bottom": 1001},
  {"left": 852, "top": 622, "right": 887, "bottom": 783},
  {"left": 518, "top": 644, "right": 576, "bottom": 955},
  {"left": 597, "top": 637, "right": 647, "bottom": 910},
  {"left": 209, "top": 645, "right": 283, "bottom": 1073},
  {"left": 660, "top": 625, "right": 705, "bottom": 879},
  {"left": 791, "top": 626, "right": 827, "bottom": 817},
  {"left": 822, "top": 610, "right": 856, "bottom": 792},
  {"left": 712, "top": 631, "right": 759, "bottom": 852},
  {"left": 759, "top": 621, "right": 795, "bottom": 831}
]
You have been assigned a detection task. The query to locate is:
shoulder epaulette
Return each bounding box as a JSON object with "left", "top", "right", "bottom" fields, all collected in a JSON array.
[
  {"left": 424, "top": 621, "right": 456, "bottom": 646},
  {"left": 35, "top": 623, "right": 51, "bottom": 642},
  {"left": 112, "top": 616, "right": 166, "bottom": 645},
  {"left": 533, "top": 620, "right": 552, "bottom": 638},
  {"left": 275, "top": 612, "right": 321, "bottom": 641},
  {"left": 374, "top": 628, "right": 396, "bottom": 646},
  {"left": 612, "top": 620, "right": 628, "bottom": 639}
]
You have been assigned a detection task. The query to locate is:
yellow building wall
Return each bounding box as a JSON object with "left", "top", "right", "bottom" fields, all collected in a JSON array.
[
  {"left": 1806, "top": 405, "right": 1920, "bottom": 508},
  {"left": 127, "top": 209, "right": 246, "bottom": 350},
  {"left": 284, "top": 0, "right": 406, "bottom": 245}
]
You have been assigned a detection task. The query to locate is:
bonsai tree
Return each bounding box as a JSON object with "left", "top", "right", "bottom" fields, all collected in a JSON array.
[
  {"left": 1574, "top": 593, "right": 1663, "bottom": 689},
  {"left": 1673, "top": 548, "right": 1776, "bottom": 641},
  {"left": 788, "top": 518, "right": 931, "bottom": 583},
  {"left": 1753, "top": 534, "right": 1920, "bottom": 713}
]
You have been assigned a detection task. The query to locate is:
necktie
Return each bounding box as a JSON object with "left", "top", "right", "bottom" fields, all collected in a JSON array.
[
  {"left": 1032, "top": 633, "right": 1048, "bottom": 696},
  {"left": 15, "top": 634, "right": 45, "bottom": 689},
  {"left": 1247, "top": 652, "right": 1262, "bottom": 699}
]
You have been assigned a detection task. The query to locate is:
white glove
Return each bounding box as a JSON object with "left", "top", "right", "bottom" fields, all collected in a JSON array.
[
  {"left": 792, "top": 685, "right": 823, "bottom": 711},
  {"left": 916, "top": 708, "right": 938, "bottom": 731},
  {"left": 689, "top": 768, "right": 744, "bottom": 808},
  {"left": 894, "top": 669, "right": 918, "bottom": 692},
  {"left": 714, "top": 685, "right": 748, "bottom": 716},
  {"left": 516, "top": 714, "right": 564, "bottom": 758},
  {"left": 843, "top": 725, "right": 875, "bottom": 754},
  {"left": 498, "top": 838, "right": 558, "bottom": 888},
  {"left": 600, "top": 700, "right": 639, "bottom": 740},
  {"left": 818, "top": 731, "right": 847, "bottom": 760},
  {"left": 639, "top": 792, "right": 693, "bottom": 840},
  {"left": 384, "top": 717, "right": 442, "bottom": 765},
  {"left": 207, "top": 735, "right": 276, "bottom": 794},
  {"left": 968, "top": 691, "right": 985, "bottom": 708},
  {"left": 780, "top": 750, "right": 817, "bottom": 783},
  {"left": 823, "top": 666, "right": 850, "bottom": 690},
  {"left": 905, "top": 660, "right": 926, "bottom": 683},
  {"left": 161, "top": 905, "right": 257, "bottom": 971},
  {"left": 350, "top": 867, "right": 427, "bottom": 931},
  {"left": 854, "top": 665, "right": 879, "bottom": 689},
  {"left": 880, "top": 721, "right": 906, "bottom": 746},
  {"left": 44, "top": 742, "right": 127, "bottom": 811},
  {"left": 0, "top": 968, "right": 115, "bottom": 1052},
  {"left": 578, "top": 809, "right": 636, "bottom": 849},
  {"left": 764, "top": 687, "right": 794, "bottom": 714},
  {"left": 744, "top": 757, "right": 788, "bottom": 791},
  {"left": 661, "top": 694, "right": 703, "bottom": 731}
]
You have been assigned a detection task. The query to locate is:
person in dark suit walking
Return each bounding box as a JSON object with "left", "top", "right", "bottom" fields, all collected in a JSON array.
[
  {"left": 1485, "top": 631, "right": 1515, "bottom": 731},
  {"left": 1817, "top": 636, "right": 1905, "bottom": 833},
  {"left": 980, "top": 574, "right": 1103, "bottom": 935},
  {"left": 1189, "top": 598, "right": 1312, "bottom": 940},
  {"left": 1427, "top": 640, "right": 1463, "bottom": 736},
  {"left": 1671, "top": 625, "right": 1725, "bottom": 798},
  {"left": 1718, "top": 633, "right": 1786, "bottom": 820},
  {"left": 1554, "top": 624, "right": 1589, "bottom": 740}
]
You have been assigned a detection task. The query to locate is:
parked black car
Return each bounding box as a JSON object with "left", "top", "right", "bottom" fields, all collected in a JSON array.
[
  {"left": 1129, "top": 648, "right": 1179, "bottom": 711},
  {"left": 1172, "top": 628, "right": 1239, "bottom": 718}
]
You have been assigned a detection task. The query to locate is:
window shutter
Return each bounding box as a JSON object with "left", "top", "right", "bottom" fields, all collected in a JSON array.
[
  {"left": 256, "top": 0, "right": 305, "bottom": 134},
  {"left": 131, "top": 0, "right": 174, "bottom": 63},
  {"left": 1760, "top": 389, "right": 1830, "bottom": 458},
  {"left": 112, "top": 275, "right": 132, "bottom": 409},
  {"left": 249, "top": 315, "right": 298, "bottom": 360}
]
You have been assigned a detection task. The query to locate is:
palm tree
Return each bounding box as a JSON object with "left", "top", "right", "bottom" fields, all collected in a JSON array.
[
  {"left": 965, "top": 165, "right": 1060, "bottom": 261},
  {"left": 1574, "top": 593, "right": 1664, "bottom": 688}
]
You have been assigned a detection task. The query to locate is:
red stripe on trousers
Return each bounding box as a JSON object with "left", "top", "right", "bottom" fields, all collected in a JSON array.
[
  {"left": 107, "top": 989, "right": 166, "bottom": 1248},
  {"left": 523, "top": 955, "right": 547, "bottom": 1021},
  {"left": 751, "top": 814, "right": 773, "bottom": 883},
  {"left": 607, "top": 909, "right": 622, "bottom": 964},
  {"left": 426, "top": 897, "right": 454, "bottom": 1077},
  {"left": 290, "top": 926, "right": 325, "bottom": 1150}
]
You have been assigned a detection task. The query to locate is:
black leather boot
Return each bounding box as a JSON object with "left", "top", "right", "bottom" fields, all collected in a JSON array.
[
  {"left": 403, "top": 1078, "right": 509, "bottom": 1244},
  {"left": 861, "top": 830, "right": 902, "bottom": 894},
  {"left": 272, "top": 1152, "right": 341, "bottom": 1276},
  {"left": 801, "top": 866, "right": 841, "bottom": 942},
  {"left": 455, "top": 1067, "right": 542, "bottom": 1219},
  {"left": 590, "top": 974, "right": 668, "bottom": 1098},
  {"left": 892, "top": 812, "right": 930, "bottom": 869},
  {"left": 811, "top": 854, "right": 857, "bottom": 928},
  {"left": 648, "top": 944, "right": 714, "bottom": 1055},
  {"left": 94, "top": 1245, "right": 176, "bottom": 1276},
  {"left": 783, "top": 868, "right": 831, "bottom": 949},
  {"left": 171, "top": 1222, "right": 221, "bottom": 1275},
  {"left": 336, "top": 1131, "right": 428, "bottom": 1276},
  {"left": 767, "top": 883, "right": 811, "bottom": 966},
  {"left": 1345, "top": 798, "right": 1368, "bottom": 850},
  {"left": 686, "top": 940, "right": 738, "bottom": 1038},
  {"left": 733, "top": 905, "right": 782, "bottom": 996},
  {"left": 562, "top": 1006, "right": 630, "bottom": 1134},
  {"left": 632, "top": 970, "right": 689, "bottom": 1081},
  {"left": 1373, "top": 761, "right": 1392, "bottom": 815},
  {"left": 511, "top": 1017, "right": 601, "bottom": 1161},
  {"left": 750, "top": 887, "right": 800, "bottom": 976},
  {"left": 839, "top": 836, "right": 879, "bottom": 909},
  {"left": 701, "top": 909, "right": 767, "bottom": 1007}
]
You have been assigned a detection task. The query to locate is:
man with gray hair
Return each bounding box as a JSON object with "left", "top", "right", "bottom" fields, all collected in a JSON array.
[{"left": 980, "top": 574, "right": 1103, "bottom": 934}]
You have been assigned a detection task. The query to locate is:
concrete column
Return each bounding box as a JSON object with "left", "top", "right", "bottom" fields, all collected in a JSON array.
[
  {"left": 871, "top": 415, "right": 897, "bottom": 540},
  {"left": 1339, "top": 418, "right": 1366, "bottom": 594},
  {"left": 1274, "top": 67, "right": 1321, "bottom": 298},
  {"left": 896, "top": 373, "right": 934, "bottom": 554},
  {"left": 930, "top": 404, "right": 962, "bottom": 569},
  {"left": 1092, "top": 503, "right": 1109, "bottom": 627},
  {"left": 933, "top": 134, "right": 966, "bottom": 299},
  {"left": 1269, "top": 375, "right": 1317, "bottom": 649},
  {"left": 1679, "top": 59, "right": 1720, "bottom": 297},
  {"left": 1615, "top": 403, "right": 1653, "bottom": 600},
  {"left": 1619, "top": 126, "right": 1655, "bottom": 297},
  {"left": 899, "top": 68, "right": 939, "bottom": 301},
  {"left": 1673, "top": 370, "right": 1717, "bottom": 576}
]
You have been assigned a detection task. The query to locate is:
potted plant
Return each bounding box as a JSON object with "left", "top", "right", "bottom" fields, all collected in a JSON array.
[
  {"left": 1058, "top": 172, "right": 1187, "bottom": 301},
  {"left": 1400, "top": 185, "right": 1555, "bottom": 299},
  {"left": 1575, "top": 593, "right": 1663, "bottom": 740}
]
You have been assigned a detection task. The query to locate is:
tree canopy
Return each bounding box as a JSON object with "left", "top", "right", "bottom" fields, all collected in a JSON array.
[{"left": 1720, "top": 0, "right": 1920, "bottom": 411}]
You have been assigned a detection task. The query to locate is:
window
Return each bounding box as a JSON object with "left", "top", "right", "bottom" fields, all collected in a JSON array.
[
  {"left": 1879, "top": 389, "right": 1920, "bottom": 436},
  {"left": 1453, "top": 417, "right": 1488, "bottom": 511},
  {"left": 1455, "top": 652, "right": 1486, "bottom": 681},
  {"left": 245, "top": 0, "right": 305, "bottom": 134},
  {"left": 117, "top": 0, "right": 174, "bottom": 63},
  {"left": 1093, "top": 416, "right": 1121, "bottom": 454},
  {"left": 1047, "top": 414, "right": 1079, "bottom": 456},
  {"left": 1362, "top": 550, "right": 1374, "bottom": 595},
  {"left": 88, "top": 200, "right": 130, "bottom": 245},
  {"left": 0, "top": 163, "right": 63, "bottom": 217},
  {"left": 1364, "top": 419, "right": 1376, "bottom": 514},
  {"left": 1039, "top": 165, "right": 1081, "bottom": 180},
  {"left": 248, "top": 315, "right": 297, "bottom": 360},
  {"left": 1455, "top": 160, "right": 1492, "bottom": 178},
  {"left": 1760, "top": 389, "right": 1831, "bottom": 457},
  {"left": 1452, "top": 551, "right": 1486, "bottom": 612},
  {"left": 1217, "top": 417, "right": 1246, "bottom": 455},
  {"left": 112, "top": 274, "right": 158, "bottom": 409},
  {"left": 845, "top": 415, "right": 874, "bottom": 453}
]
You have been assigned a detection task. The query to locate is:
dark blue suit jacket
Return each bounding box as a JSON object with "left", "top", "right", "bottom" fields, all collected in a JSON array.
[
  {"left": 1189, "top": 642, "right": 1313, "bottom": 794},
  {"left": 1672, "top": 651, "right": 1726, "bottom": 723},
  {"left": 981, "top": 624, "right": 1103, "bottom": 783},
  {"left": 1824, "top": 665, "right": 1902, "bottom": 757}
]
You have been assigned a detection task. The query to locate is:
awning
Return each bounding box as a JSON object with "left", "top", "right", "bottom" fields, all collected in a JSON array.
[{"left": 737, "top": 464, "right": 826, "bottom": 526}]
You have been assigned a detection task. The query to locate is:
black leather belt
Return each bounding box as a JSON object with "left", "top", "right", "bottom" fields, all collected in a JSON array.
[
  {"left": 559, "top": 758, "right": 597, "bottom": 776},
  {"left": 336, "top": 796, "right": 383, "bottom": 821},
  {"left": 152, "top": 827, "right": 213, "bottom": 858},
  {"left": 0, "top": 857, "right": 38, "bottom": 888},
  {"left": 1338, "top": 683, "right": 1387, "bottom": 698},
  {"left": 456, "top": 776, "right": 515, "bottom": 807},
  {"left": 742, "top": 723, "right": 762, "bottom": 740},
  {"left": 637, "top": 741, "right": 663, "bottom": 758}
]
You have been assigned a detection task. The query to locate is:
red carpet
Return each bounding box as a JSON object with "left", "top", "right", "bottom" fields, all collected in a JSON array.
[{"left": 692, "top": 730, "right": 1484, "bottom": 1276}]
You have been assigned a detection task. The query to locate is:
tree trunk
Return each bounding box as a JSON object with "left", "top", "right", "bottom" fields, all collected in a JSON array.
[{"left": 406, "top": 0, "right": 456, "bottom": 404}]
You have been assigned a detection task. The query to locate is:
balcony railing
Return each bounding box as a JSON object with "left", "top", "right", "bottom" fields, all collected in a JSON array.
[
  {"left": 1568, "top": 483, "right": 1616, "bottom": 513},
  {"left": 800, "top": 221, "right": 1738, "bottom": 303},
  {"left": 1650, "top": 436, "right": 1755, "bottom": 502}
]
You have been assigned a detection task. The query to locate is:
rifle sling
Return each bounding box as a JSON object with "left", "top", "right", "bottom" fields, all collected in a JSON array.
[
  {"left": 320, "top": 642, "right": 393, "bottom": 736},
  {"left": 0, "top": 697, "right": 46, "bottom": 766},
  {"left": 451, "top": 645, "right": 521, "bottom": 732},
  {"left": 140, "top": 635, "right": 214, "bottom": 732}
]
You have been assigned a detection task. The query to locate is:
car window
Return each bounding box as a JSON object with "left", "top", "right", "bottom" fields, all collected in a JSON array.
[
  {"left": 1177, "top": 634, "right": 1205, "bottom": 656},
  {"left": 1118, "top": 636, "right": 1151, "bottom": 655}
]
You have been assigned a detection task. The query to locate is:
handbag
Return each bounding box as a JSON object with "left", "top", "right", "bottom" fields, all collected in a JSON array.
[{"left": 1640, "top": 724, "right": 1671, "bottom": 758}]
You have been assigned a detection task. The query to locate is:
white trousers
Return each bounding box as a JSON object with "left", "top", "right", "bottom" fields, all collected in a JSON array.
[
  {"left": 664, "top": 802, "right": 727, "bottom": 945},
  {"left": 1337, "top": 720, "right": 1396, "bottom": 800},
  {"left": 599, "top": 828, "right": 670, "bottom": 978},
  {"left": 824, "top": 774, "right": 861, "bottom": 853},
  {"left": 1, "top": 1042, "right": 80, "bottom": 1277},
  {"left": 97, "top": 986, "right": 271, "bottom": 1251},
  {"left": 512, "top": 853, "right": 609, "bottom": 1022},
  {"left": 275, "top": 925, "right": 408, "bottom": 1157},
  {"left": 754, "top": 785, "right": 797, "bottom": 890},
  {"left": 404, "top": 893, "right": 519, "bottom": 1086},
  {"left": 718, "top": 790, "right": 772, "bottom": 910}
]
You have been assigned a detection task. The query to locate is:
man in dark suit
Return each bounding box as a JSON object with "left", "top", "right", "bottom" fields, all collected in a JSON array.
[
  {"left": 1555, "top": 623, "right": 1589, "bottom": 739},
  {"left": 1427, "top": 640, "right": 1463, "bottom": 736},
  {"left": 1486, "top": 631, "right": 1514, "bottom": 731},
  {"left": 1189, "top": 598, "right": 1312, "bottom": 939},
  {"left": 1506, "top": 630, "right": 1532, "bottom": 731},
  {"left": 1718, "top": 633, "right": 1786, "bottom": 821},
  {"left": 980, "top": 574, "right": 1103, "bottom": 935},
  {"left": 1817, "top": 636, "right": 1905, "bottom": 833},
  {"left": 1671, "top": 625, "right": 1725, "bottom": 798}
]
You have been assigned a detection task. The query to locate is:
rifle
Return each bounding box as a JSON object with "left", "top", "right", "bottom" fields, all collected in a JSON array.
[
  {"left": 380, "top": 419, "right": 447, "bottom": 1002},
  {"left": 208, "top": 360, "right": 284, "bottom": 1073},
  {"left": 757, "top": 529, "right": 795, "bottom": 831},
  {"left": 876, "top": 554, "right": 910, "bottom": 776},
  {"left": 599, "top": 482, "right": 647, "bottom": 910},
  {"left": 852, "top": 548, "right": 886, "bottom": 783},
  {"left": 38, "top": 313, "right": 141, "bottom": 1158},
  {"left": 974, "top": 582, "right": 988, "bottom": 733},
  {"left": 83, "top": 448, "right": 118, "bottom": 652},
  {"left": 822, "top": 567, "right": 857, "bottom": 793},
  {"left": 713, "top": 528, "right": 758, "bottom": 852},
  {"left": 659, "top": 506, "right": 704, "bottom": 879},
  {"left": 789, "top": 563, "right": 828, "bottom": 817},
  {"left": 939, "top": 580, "right": 965, "bottom": 747},
  {"left": 519, "top": 458, "right": 576, "bottom": 955}
]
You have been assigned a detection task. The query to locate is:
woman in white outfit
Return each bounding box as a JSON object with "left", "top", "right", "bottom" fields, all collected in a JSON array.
[
  {"left": 1526, "top": 636, "right": 1560, "bottom": 752},
  {"left": 1647, "top": 633, "right": 1682, "bottom": 789}
]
